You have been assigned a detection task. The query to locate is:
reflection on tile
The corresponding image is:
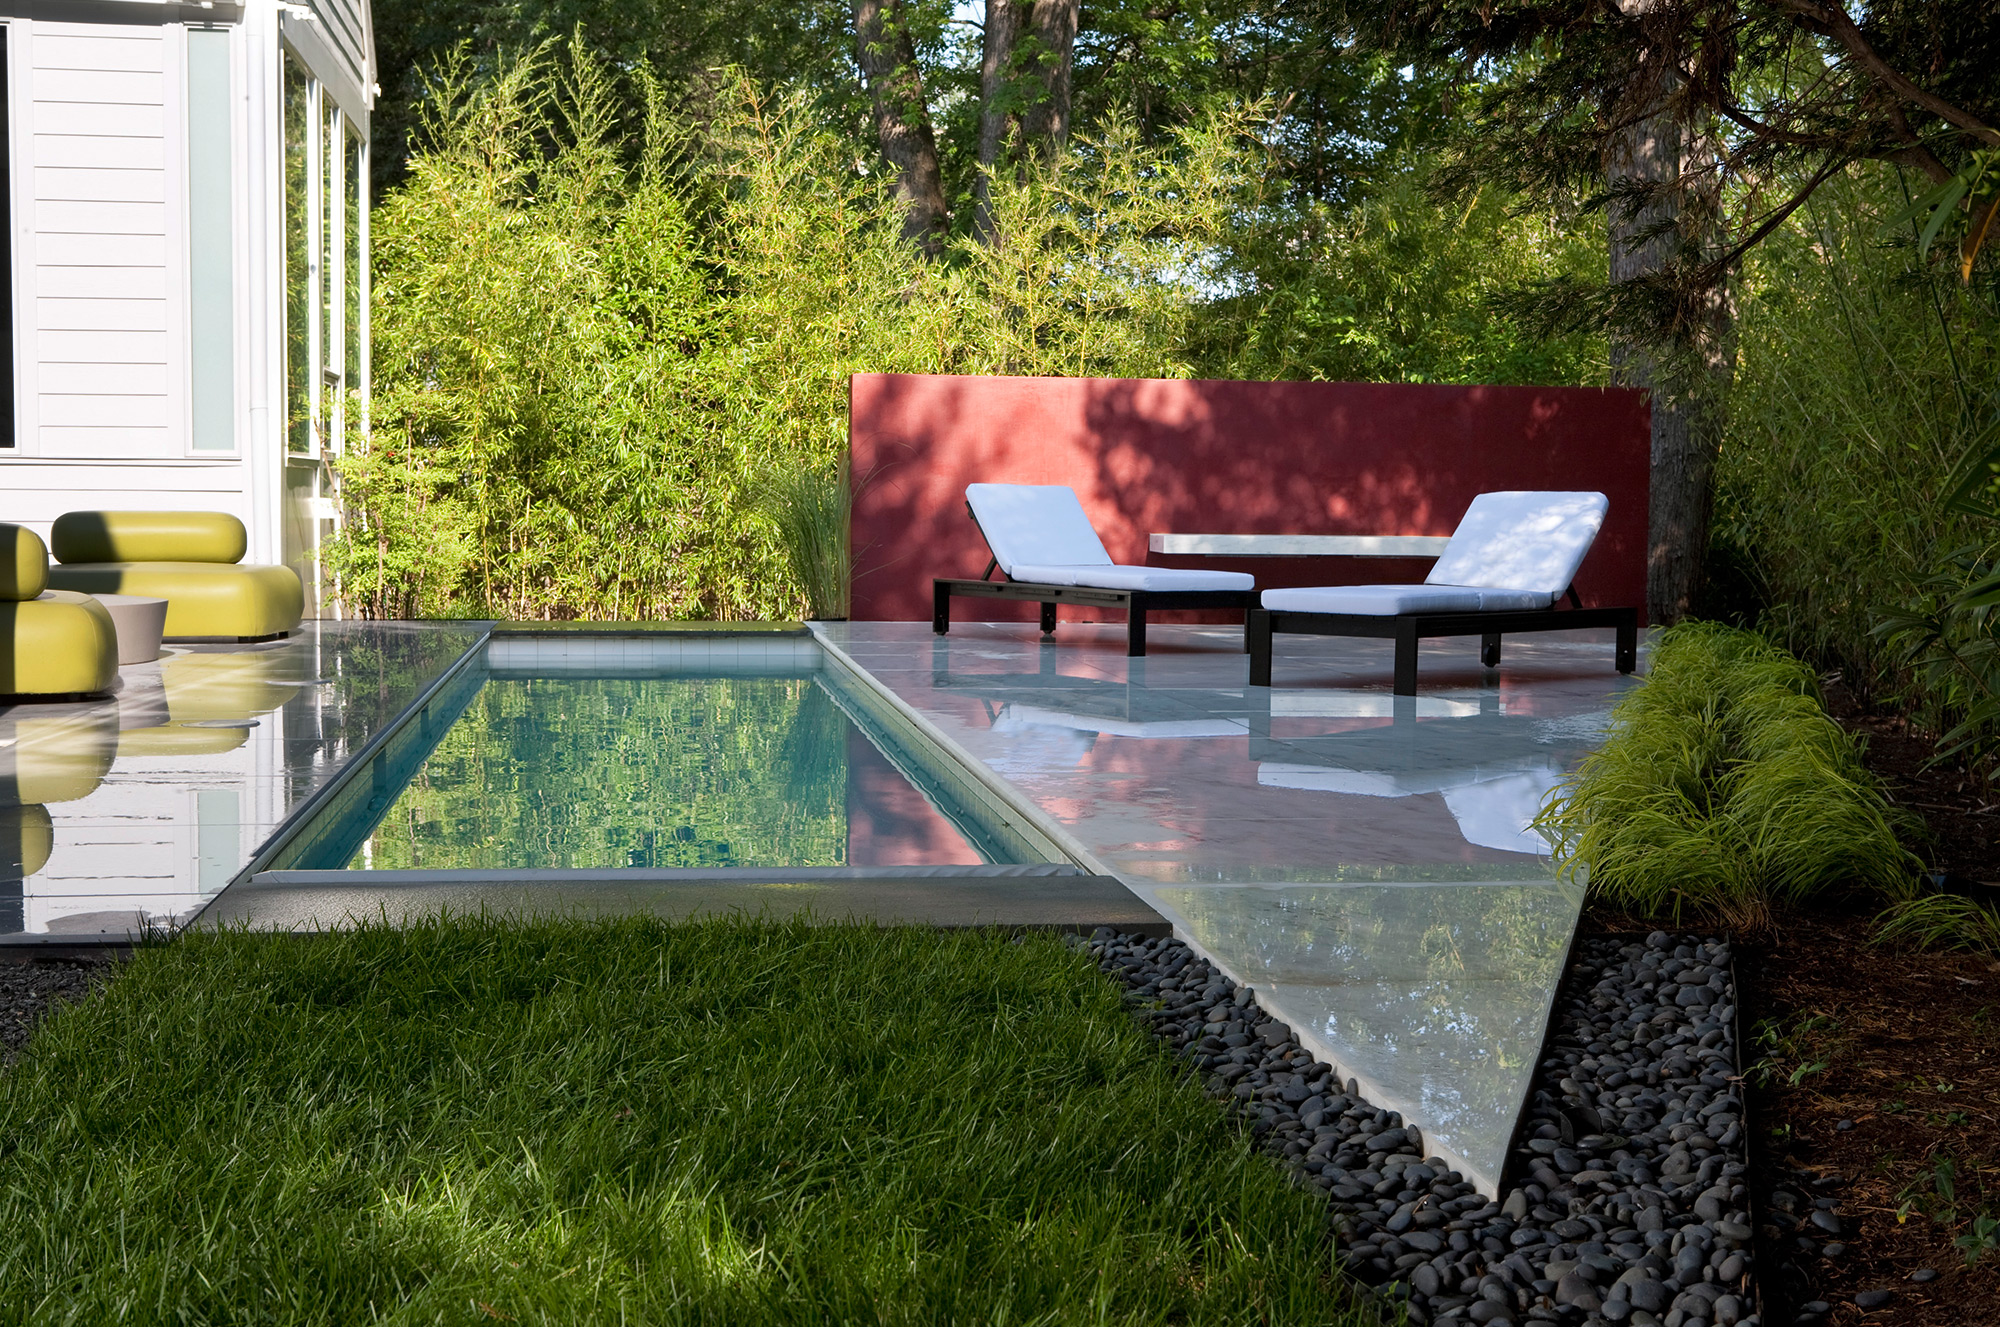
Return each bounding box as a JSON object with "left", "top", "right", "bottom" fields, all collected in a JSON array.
[
  {"left": 1154, "top": 881, "right": 1582, "bottom": 1194},
  {"left": 813, "top": 620, "right": 1641, "bottom": 1191},
  {"left": 0, "top": 621, "right": 487, "bottom": 939}
]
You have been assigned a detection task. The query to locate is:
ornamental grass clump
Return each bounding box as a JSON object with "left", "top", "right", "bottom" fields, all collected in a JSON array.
[
  {"left": 1874, "top": 891, "right": 2000, "bottom": 955},
  {"left": 1536, "top": 621, "right": 1919, "bottom": 927}
]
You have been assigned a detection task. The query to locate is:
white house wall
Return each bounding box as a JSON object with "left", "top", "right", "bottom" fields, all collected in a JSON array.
[
  {"left": 281, "top": 0, "right": 367, "bottom": 129},
  {"left": 0, "top": 2, "right": 371, "bottom": 592},
  {"left": 23, "top": 22, "right": 186, "bottom": 463}
]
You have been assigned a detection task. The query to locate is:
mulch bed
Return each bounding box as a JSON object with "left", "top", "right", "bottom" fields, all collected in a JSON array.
[
  {"left": 1575, "top": 679, "right": 2000, "bottom": 1324},
  {"left": 0, "top": 954, "right": 110, "bottom": 1066}
]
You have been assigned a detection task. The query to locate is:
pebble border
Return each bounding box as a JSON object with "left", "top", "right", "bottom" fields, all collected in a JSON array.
[{"left": 1090, "top": 927, "right": 1756, "bottom": 1327}]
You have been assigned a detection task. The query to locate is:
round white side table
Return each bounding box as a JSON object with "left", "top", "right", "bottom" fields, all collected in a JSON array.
[{"left": 89, "top": 594, "right": 170, "bottom": 665}]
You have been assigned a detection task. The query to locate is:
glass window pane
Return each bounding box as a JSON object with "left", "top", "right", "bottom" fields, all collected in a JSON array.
[
  {"left": 187, "top": 29, "right": 234, "bottom": 450},
  {"left": 283, "top": 52, "right": 314, "bottom": 455},
  {"left": 325, "top": 105, "right": 343, "bottom": 400},
  {"left": 346, "top": 128, "right": 364, "bottom": 405}
]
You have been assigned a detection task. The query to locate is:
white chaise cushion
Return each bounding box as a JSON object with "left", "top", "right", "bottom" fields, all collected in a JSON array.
[
  {"left": 1260, "top": 584, "right": 1485, "bottom": 615},
  {"left": 1464, "top": 587, "right": 1559, "bottom": 611},
  {"left": 1258, "top": 491, "right": 1609, "bottom": 616},
  {"left": 1424, "top": 491, "right": 1608, "bottom": 598},
  {"left": 1009, "top": 563, "right": 1254, "bottom": 592},
  {"left": 965, "top": 484, "right": 1111, "bottom": 576}
]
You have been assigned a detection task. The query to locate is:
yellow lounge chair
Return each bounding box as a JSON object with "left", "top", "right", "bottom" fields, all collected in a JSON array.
[
  {"left": 0, "top": 524, "right": 119, "bottom": 697},
  {"left": 47, "top": 511, "right": 304, "bottom": 641}
]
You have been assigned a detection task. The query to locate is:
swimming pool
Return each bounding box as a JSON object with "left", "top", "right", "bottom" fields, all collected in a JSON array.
[{"left": 260, "top": 630, "right": 1065, "bottom": 876}]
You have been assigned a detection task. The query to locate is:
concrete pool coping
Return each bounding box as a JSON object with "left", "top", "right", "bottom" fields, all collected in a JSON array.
[{"left": 203, "top": 864, "right": 1169, "bottom": 935}]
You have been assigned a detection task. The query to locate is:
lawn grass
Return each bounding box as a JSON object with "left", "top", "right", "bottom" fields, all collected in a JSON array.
[{"left": 0, "top": 917, "right": 1356, "bottom": 1325}]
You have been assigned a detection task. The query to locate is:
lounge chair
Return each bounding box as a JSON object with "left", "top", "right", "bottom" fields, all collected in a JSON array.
[
  {"left": 1248, "top": 491, "right": 1637, "bottom": 694},
  {"left": 46, "top": 511, "right": 303, "bottom": 641},
  {"left": 932, "top": 483, "right": 1258, "bottom": 657},
  {"left": 0, "top": 523, "right": 119, "bottom": 698}
]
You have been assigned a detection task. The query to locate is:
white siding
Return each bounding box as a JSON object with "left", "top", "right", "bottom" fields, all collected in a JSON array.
[
  {"left": 29, "top": 99, "right": 166, "bottom": 136},
  {"left": 37, "top": 264, "right": 167, "bottom": 298},
  {"left": 283, "top": 0, "right": 371, "bottom": 128},
  {"left": 0, "top": 460, "right": 252, "bottom": 547},
  {"left": 21, "top": 22, "right": 184, "bottom": 460}
]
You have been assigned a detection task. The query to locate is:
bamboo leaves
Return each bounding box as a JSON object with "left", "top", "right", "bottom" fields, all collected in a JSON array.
[{"left": 338, "top": 44, "right": 1263, "bottom": 622}]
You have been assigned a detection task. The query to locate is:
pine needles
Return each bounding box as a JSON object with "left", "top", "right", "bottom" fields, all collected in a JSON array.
[{"left": 1536, "top": 622, "right": 1921, "bottom": 928}]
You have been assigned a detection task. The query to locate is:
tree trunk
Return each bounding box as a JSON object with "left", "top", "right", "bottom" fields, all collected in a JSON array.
[
  {"left": 853, "top": 0, "right": 949, "bottom": 253},
  {"left": 973, "top": 0, "right": 1022, "bottom": 242},
  {"left": 1020, "top": 0, "right": 1078, "bottom": 154},
  {"left": 1606, "top": 1, "right": 1737, "bottom": 625},
  {"left": 1607, "top": 106, "right": 1723, "bottom": 625}
]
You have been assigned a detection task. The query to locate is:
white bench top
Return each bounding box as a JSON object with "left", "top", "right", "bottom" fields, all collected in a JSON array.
[{"left": 1146, "top": 533, "right": 1452, "bottom": 557}]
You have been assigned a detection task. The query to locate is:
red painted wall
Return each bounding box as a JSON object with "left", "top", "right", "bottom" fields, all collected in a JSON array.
[{"left": 849, "top": 374, "right": 1650, "bottom": 624}]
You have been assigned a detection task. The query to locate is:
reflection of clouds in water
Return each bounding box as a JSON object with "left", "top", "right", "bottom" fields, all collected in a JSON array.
[
  {"left": 1440, "top": 771, "right": 1562, "bottom": 856},
  {"left": 991, "top": 704, "right": 1241, "bottom": 740},
  {"left": 1256, "top": 763, "right": 1563, "bottom": 857}
]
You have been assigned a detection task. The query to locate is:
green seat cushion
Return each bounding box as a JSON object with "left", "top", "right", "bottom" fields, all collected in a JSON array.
[
  {"left": 47, "top": 562, "right": 304, "bottom": 639},
  {"left": 51, "top": 511, "right": 248, "bottom": 565},
  {"left": 0, "top": 591, "right": 118, "bottom": 696},
  {"left": 0, "top": 525, "right": 50, "bottom": 602}
]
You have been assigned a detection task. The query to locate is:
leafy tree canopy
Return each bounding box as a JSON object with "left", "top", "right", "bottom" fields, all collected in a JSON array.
[
  {"left": 371, "top": 1, "right": 1461, "bottom": 210},
  {"left": 1305, "top": 0, "right": 2000, "bottom": 282}
]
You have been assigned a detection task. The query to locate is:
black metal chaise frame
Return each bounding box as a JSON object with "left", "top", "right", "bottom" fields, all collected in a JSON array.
[
  {"left": 931, "top": 502, "right": 1258, "bottom": 658},
  {"left": 1247, "top": 590, "right": 1639, "bottom": 695}
]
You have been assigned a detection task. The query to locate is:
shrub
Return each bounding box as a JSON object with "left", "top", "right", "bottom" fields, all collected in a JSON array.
[
  {"left": 755, "top": 463, "right": 849, "bottom": 620},
  {"left": 336, "top": 40, "right": 1263, "bottom": 622},
  {"left": 1536, "top": 622, "right": 1920, "bottom": 927},
  {"left": 1714, "top": 164, "right": 2000, "bottom": 699}
]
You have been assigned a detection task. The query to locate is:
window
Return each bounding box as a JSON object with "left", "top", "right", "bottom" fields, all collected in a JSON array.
[
  {"left": 187, "top": 28, "right": 234, "bottom": 451},
  {"left": 345, "top": 126, "right": 365, "bottom": 418},
  {"left": 283, "top": 49, "right": 314, "bottom": 455},
  {"left": 285, "top": 53, "right": 369, "bottom": 461},
  {"left": 323, "top": 102, "right": 344, "bottom": 452}
]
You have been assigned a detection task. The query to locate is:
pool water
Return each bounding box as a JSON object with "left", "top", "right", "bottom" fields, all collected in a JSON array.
[{"left": 345, "top": 671, "right": 996, "bottom": 871}]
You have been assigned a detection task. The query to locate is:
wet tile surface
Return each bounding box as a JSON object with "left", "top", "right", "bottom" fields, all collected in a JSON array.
[
  {"left": 813, "top": 619, "right": 1640, "bottom": 1191},
  {"left": 0, "top": 622, "right": 487, "bottom": 939}
]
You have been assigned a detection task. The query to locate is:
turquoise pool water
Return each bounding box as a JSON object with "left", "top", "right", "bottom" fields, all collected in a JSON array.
[
  {"left": 341, "top": 669, "right": 999, "bottom": 871},
  {"left": 257, "top": 632, "right": 1039, "bottom": 874}
]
